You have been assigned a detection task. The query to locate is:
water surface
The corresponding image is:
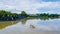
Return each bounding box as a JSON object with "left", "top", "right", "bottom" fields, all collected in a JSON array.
[{"left": 0, "top": 18, "right": 60, "bottom": 34}]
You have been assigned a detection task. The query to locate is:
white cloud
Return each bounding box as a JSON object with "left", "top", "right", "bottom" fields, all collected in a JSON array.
[{"left": 0, "top": 0, "right": 60, "bottom": 14}]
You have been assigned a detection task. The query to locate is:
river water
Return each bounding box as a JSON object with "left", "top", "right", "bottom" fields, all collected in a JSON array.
[{"left": 0, "top": 18, "right": 60, "bottom": 34}]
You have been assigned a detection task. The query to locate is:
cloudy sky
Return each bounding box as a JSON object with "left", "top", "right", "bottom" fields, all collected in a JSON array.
[{"left": 0, "top": 0, "right": 60, "bottom": 14}]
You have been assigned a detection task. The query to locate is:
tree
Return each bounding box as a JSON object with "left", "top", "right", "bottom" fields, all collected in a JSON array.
[{"left": 20, "top": 11, "right": 28, "bottom": 17}]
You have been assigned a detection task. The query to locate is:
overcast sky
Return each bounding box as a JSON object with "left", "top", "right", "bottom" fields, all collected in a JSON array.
[{"left": 0, "top": 0, "right": 60, "bottom": 14}]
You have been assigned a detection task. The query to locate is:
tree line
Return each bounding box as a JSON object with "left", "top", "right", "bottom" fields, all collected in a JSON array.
[{"left": 0, "top": 10, "right": 60, "bottom": 21}]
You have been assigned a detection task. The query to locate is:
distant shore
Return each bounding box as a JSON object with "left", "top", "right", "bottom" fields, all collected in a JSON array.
[{"left": 0, "top": 10, "right": 60, "bottom": 21}]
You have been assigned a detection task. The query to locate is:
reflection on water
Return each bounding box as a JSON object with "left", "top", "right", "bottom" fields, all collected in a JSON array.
[
  {"left": 0, "top": 18, "right": 60, "bottom": 34},
  {"left": 21, "top": 19, "right": 27, "bottom": 25},
  {"left": 29, "top": 25, "right": 35, "bottom": 29},
  {"left": 0, "top": 21, "right": 19, "bottom": 29},
  {"left": 21, "top": 18, "right": 39, "bottom": 25}
]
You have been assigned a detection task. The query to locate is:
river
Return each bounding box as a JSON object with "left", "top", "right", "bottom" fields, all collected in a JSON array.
[{"left": 0, "top": 18, "right": 60, "bottom": 34}]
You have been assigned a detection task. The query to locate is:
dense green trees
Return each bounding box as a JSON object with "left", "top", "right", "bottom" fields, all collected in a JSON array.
[
  {"left": 20, "top": 11, "right": 28, "bottom": 17},
  {"left": 49, "top": 14, "right": 59, "bottom": 18},
  {"left": 0, "top": 10, "right": 19, "bottom": 21},
  {"left": 0, "top": 10, "right": 28, "bottom": 21},
  {"left": 0, "top": 10, "right": 11, "bottom": 17},
  {"left": 36, "top": 13, "right": 60, "bottom": 18},
  {"left": 0, "top": 10, "right": 60, "bottom": 21}
]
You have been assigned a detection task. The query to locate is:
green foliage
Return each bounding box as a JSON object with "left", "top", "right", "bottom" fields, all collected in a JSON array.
[
  {"left": 20, "top": 11, "right": 28, "bottom": 17},
  {"left": 0, "top": 10, "right": 11, "bottom": 17},
  {"left": 36, "top": 13, "right": 60, "bottom": 18},
  {"left": 0, "top": 10, "right": 60, "bottom": 21},
  {"left": 0, "top": 10, "right": 19, "bottom": 17}
]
